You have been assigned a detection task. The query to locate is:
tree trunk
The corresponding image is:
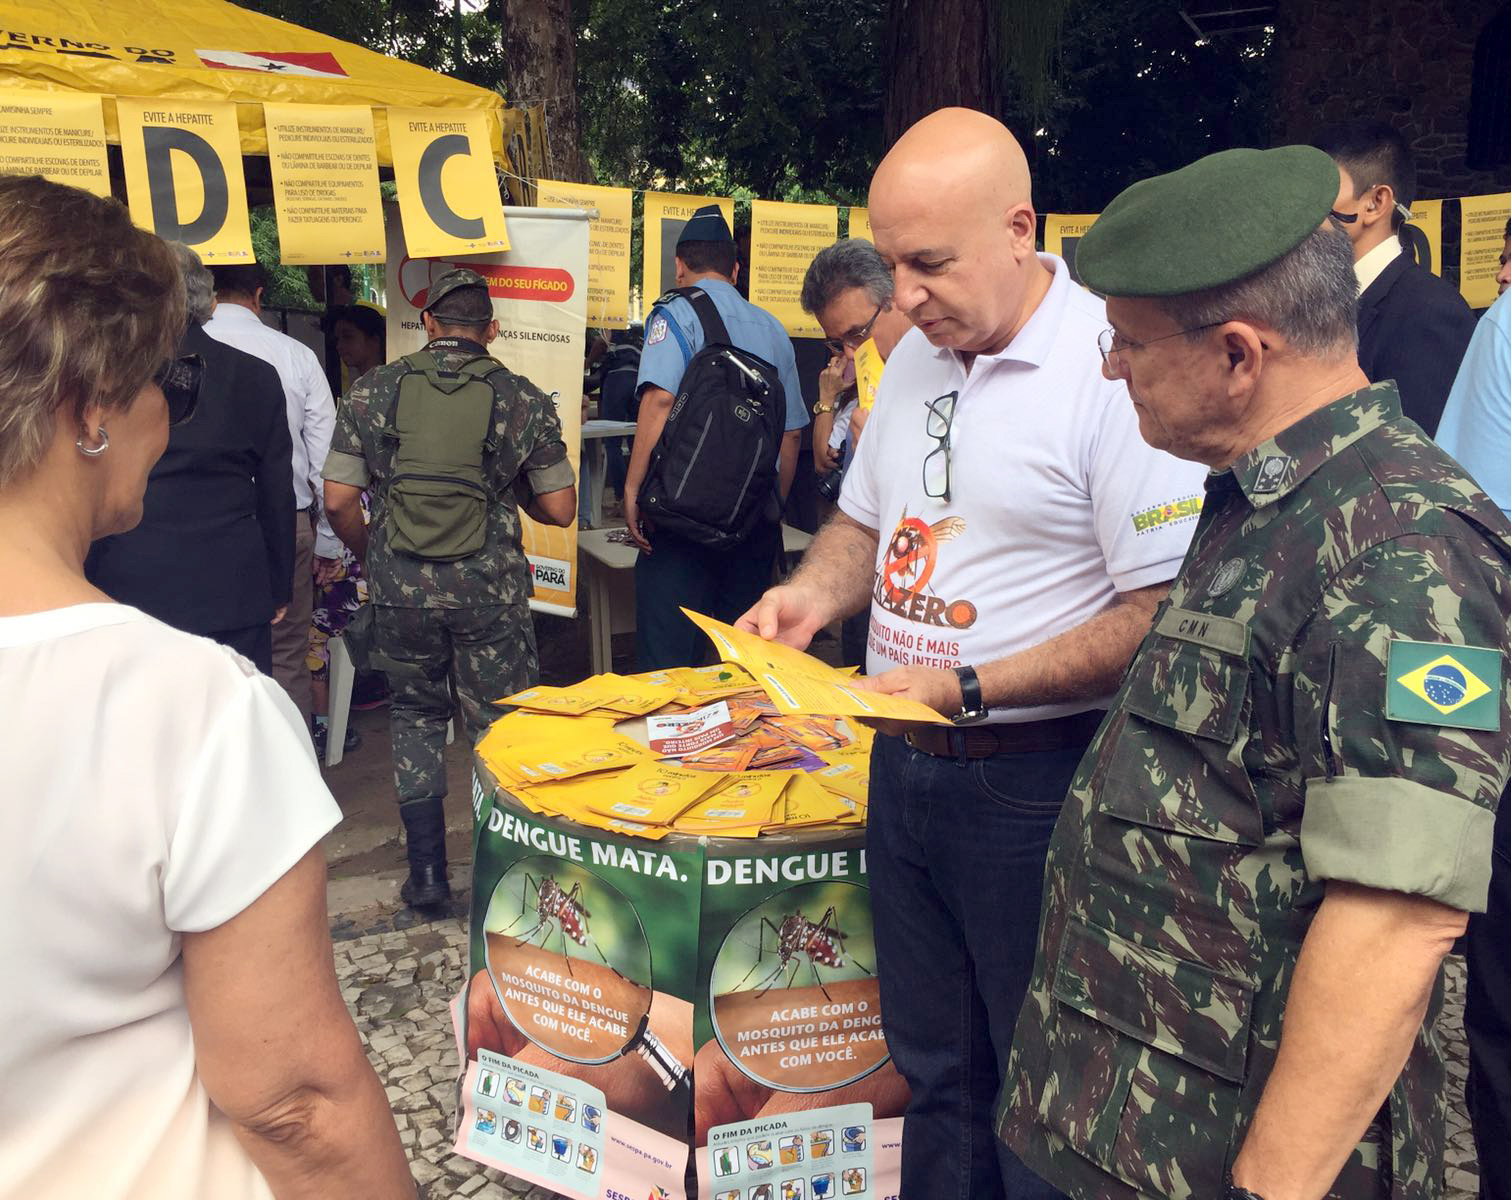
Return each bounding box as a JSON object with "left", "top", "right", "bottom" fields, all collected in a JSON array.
[
  {"left": 883, "top": 0, "right": 1001, "bottom": 148},
  {"left": 496, "top": 0, "right": 592, "bottom": 182}
]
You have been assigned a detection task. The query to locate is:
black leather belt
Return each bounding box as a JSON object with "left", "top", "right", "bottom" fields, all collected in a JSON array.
[{"left": 904, "top": 709, "right": 1105, "bottom": 759}]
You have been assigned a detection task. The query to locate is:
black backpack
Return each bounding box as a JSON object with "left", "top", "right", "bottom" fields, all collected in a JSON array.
[{"left": 638, "top": 287, "right": 786, "bottom": 549}]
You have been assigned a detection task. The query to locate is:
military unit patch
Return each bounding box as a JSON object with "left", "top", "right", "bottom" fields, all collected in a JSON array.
[
  {"left": 1252, "top": 454, "right": 1291, "bottom": 493},
  {"left": 1208, "top": 556, "right": 1245, "bottom": 597},
  {"left": 1386, "top": 640, "right": 1502, "bottom": 730}
]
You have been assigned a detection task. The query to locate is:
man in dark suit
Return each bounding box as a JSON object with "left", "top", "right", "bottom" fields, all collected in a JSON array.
[
  {"left": 1313, "top": 119, "right": 1477, "bottom": 435},
  {"left": 88, "top": 247, "right": 294, "bottom": 673}
]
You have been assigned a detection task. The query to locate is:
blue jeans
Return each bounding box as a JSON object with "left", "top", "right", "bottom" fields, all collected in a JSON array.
[{"left": 869, "top": 732, "right": 1081, "bottom": 1200}]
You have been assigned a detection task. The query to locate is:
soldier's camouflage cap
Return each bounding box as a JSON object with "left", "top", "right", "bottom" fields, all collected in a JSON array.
[
  {"left": 1076, "top": 145, "right": 1341, "bottom": 297},
  {"left": 425, "top": 267, "right": 492, "bottom": 322}
]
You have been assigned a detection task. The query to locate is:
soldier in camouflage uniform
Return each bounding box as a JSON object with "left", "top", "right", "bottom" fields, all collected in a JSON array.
[
  {"left": 1000, "top": 147, "right": 1511, "bottom": 1199},
  {"left": 323, "top": 269, "right": 576, "bottom": 911}
]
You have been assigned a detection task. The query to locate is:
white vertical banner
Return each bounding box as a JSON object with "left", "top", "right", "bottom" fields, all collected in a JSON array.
[{"left": 386, "top": 204, "right": 589, "bottom": 615}]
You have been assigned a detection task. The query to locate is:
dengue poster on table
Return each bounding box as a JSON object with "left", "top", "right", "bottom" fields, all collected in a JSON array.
[
  {"left": 457, "top": 773, "right": 704, "bottom": 1200},
  {"left": 385, "top": 204, "right": 588, "bottom": 615},
  {"left": 694, "top": 832, "right": 904, "bottom": 1200}
]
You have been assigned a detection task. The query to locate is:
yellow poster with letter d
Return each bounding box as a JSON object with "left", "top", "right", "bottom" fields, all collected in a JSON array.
[
  {"left": 116, "top": 97, "right": 253, "bottom": 265},
  {"left": 388, "top": 106, "right": 509, "bottom": 259}
]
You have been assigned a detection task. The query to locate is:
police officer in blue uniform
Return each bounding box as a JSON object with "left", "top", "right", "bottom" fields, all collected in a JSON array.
[{"left": 622, "top": 205, "right": 809, "bottom": 668}]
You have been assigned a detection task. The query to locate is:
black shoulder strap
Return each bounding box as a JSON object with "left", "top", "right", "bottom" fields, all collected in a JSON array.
[{"left": 668, "top": 285, "right": 734, "bottom": 348}]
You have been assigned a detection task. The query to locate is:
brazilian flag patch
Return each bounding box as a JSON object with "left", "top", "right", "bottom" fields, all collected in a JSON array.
[{"left": 1386, "top": 640, "right": 1502, "bottom": 731}]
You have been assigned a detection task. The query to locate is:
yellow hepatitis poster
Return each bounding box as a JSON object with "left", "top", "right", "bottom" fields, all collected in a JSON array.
[
  {"left": 537, "top": 180, "right": 633, "bottom": 329},
  {"left": 388, "top": 106, "right": 509, "bottom": 259},
  {"left": 1407, "top": 199, "right": 1443, "bottom": 276},
  {"left": 1458, "top": 193, "right": 1511, "bottom": 310},
  {"left": 0, "top": 88, "right": 110, "bottom": 197},
  {"left": 116, "top": 97, "right": 253, "bottom": 265},
  {"left": 263, "top": 102, "right": 385, "bottom": 266},
  {"left": 848, "top": 207, "right": 873, "bottom": 244},
  {"left": 642, "top": 191, "right": 734, "bottom": 302},
  {"left": 1043, "top": 213, "right": 1100, "bottom": 284},
  {"left": 749, "top": 199, "right": 838, "bottom": 338}
]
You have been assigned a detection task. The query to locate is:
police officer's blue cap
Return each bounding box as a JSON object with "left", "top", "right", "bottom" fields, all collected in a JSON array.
[
  {"left": 1076, "top": 146, "right": 1341, "bottom": 297},
  {"left": 677, "top": 205, "right": 732, "bottom": 247}
]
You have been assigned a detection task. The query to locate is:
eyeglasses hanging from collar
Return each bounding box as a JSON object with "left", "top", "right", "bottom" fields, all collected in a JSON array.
[{"left": 923, "top": 390, "right": 958, "bottom": 503}]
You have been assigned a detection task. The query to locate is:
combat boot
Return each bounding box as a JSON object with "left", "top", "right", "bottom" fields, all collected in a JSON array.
[{"left": 399, "top": 797, "right": 451, "bottom": 912}]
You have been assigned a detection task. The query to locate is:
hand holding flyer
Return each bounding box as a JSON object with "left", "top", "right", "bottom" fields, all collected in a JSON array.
[{"left": 680, "top": 609, "right": 950, "bottom": 726}]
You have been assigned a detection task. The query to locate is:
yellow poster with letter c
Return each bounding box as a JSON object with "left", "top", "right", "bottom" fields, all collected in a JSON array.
[
  {"left": 116, "top": 97, "right": 254, "bottom": 265},
  {"left": 388, "top": 106, "right": 509, "bottom": 259}
]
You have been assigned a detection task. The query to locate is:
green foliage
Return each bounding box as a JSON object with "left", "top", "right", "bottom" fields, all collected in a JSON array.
[
  {"left": 575, "top": 0, "right": 884, "bottom": 203},
  {"left": 1020, "top": 0, "right": 1273, "bottom": 212},
  {"left": 249, "top": 206, "right": 318, "bottom": 310},
  {"left": 234, "top": 0, "right": 1273, "bottom": 224}
]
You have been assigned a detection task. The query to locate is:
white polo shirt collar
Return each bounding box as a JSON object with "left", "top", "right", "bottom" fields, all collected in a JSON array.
[{"left": 921, "top": 253, "right": 1072, "bottom": 371}]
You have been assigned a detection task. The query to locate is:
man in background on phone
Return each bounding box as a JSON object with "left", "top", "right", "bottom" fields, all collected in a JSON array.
[{"left": 800, "top": 237, "right": 914, "bottom": 665}]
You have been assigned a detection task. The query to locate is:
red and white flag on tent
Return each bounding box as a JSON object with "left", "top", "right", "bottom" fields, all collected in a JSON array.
[{"left": 196, "top": 49, "right": 348, "bottom": 78}]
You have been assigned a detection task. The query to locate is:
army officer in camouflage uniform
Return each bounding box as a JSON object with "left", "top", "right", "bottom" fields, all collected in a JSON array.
[
  {"left": 1001, "top": 147, "right": 1511, "bottom": 1199},
  {"left": 324, "top": 269, "right": 576, "bottom": 912}
]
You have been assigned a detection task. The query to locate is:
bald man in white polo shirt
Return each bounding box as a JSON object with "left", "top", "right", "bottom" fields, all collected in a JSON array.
[{"left": 739, "top": 109, "right": 1206, "bottom": 1200}]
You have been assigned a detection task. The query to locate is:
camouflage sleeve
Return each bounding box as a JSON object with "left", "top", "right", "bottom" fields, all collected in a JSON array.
[
  {"left": 1293, "top": 533, "right": 1511, "bottom": 912},
  {"left": 510, "top": 376, "right": 569, "bottom": 477},
  {"left": 322, "top": 384, "right": 370, "bottom": 487}
]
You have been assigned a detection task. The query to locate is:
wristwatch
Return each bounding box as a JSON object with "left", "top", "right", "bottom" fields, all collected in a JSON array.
[
  {"left": 951, "top": 665, "right": 989, "bottom": 725},
  {"left": 813, "top": 400, "right": 836, "bottom": 415},
  {"left": 1224, "top": 1174, "right": 1266, "bottom": 1200}
]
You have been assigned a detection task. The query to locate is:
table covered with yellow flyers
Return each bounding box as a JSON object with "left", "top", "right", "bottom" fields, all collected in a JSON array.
[{"left": 450, "top": 613, "right": 944, "bottom": 1200}]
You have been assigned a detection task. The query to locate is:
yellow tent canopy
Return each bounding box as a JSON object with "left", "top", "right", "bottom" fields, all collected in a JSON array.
[{"left": 0, "top": 0, "right": 516, "bottom": 165}]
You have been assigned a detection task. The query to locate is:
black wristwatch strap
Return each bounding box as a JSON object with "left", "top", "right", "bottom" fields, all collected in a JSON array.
[{"left": 952, "top": 665, "right": 988, "bottom": 724}]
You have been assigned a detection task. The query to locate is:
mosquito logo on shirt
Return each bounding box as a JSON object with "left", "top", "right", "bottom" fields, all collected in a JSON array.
[{"left": 872, "top": 511, "right": 978, "bottom": 629}]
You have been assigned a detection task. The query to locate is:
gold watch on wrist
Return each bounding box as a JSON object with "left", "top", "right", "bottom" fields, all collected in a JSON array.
[{"left": 813, "top": 401, "right": 836, "bottom": 415}]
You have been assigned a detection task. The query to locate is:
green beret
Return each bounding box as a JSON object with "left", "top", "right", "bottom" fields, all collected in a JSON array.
[{"left": 1076, "top": 146, "right": 1341, "bottom": 297}]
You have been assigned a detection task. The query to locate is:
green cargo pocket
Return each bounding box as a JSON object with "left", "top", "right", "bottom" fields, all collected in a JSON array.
[
  {"left": 1041, "top": 917, "right": 1252, "bottom": 1192},
  {"left": 1100, "top": 627, "right": 1263, "bottom": 846},
  {"left": 387, "top": 467, "right": 488, "bottom": 562}
]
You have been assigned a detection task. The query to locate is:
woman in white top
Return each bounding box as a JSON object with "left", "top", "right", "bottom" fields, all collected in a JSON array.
[{"left": 0, "top": 178, "right": 412, "bottom": 1198}]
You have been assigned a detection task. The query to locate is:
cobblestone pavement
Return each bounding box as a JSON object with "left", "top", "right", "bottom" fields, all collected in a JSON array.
[{"left": 335, "top": 910, "right": 1482, "bottom": 1199}]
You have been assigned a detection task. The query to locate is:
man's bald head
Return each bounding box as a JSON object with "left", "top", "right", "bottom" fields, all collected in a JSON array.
[
  {"left": 867, "top": 108, "right": 1047, "bottom": 357},
  {"left": 871, "top": 107, "right": 1032, "bottom": 218}
]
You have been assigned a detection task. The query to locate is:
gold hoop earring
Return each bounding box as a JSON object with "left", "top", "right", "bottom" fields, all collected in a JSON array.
[{"left": 76, "top": 427, "right": 109, "bottom": 457}]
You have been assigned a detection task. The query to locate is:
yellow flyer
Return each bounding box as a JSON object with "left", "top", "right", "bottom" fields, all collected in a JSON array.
[
  {"left": 854, "top": 337, "right": 884, "bottom": 414},
  {"left": 780, "top": 773, "right": 856, "bottom": 826},
  {"left": 582, "top": 760, "right": 725, "bottom": 824},
  {"left": 674, "top": 775, "right": 789, "bottom": 834},
  {"left": 0, "top": 88, "right": 110, "bottom": 197},
  {"left": 502, "top": 735, "right": 648, "bottom": 786},
  {"left": 117, "top": 97, "right": 254, "bottom": 265},
  {"left": 263, "top": 102, "right": 385, "bottom": 266},
  {"left": 682, "top": 608, "right": 950, "bottom": 725},
  {"left": 500, "top": 683, "right": 616, "bottom": 716}
]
